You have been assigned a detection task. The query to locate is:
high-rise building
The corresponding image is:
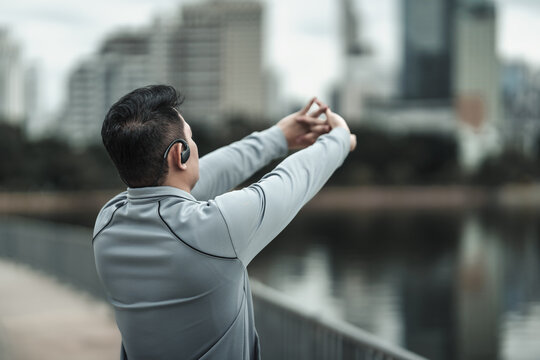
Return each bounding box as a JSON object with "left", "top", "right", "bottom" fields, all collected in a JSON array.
[
  {"left": 59, "top": 58, "right": 107, "bottom": 144},
  {"left": 172, "top": 1, "right": 265, "bottom": 125},
  {"left": 454, "top": 0, "right": 499, "bottom": 128},
  {"left": 333, "top": 0, "right": 383, "bottom": 122},
  {"left": 401, "top": 0, "right": 456, "bottom": 100},
  {"left": 23, "top": 63, "right": 42, "bottom": 139},
  {"left": 453, "top": 0, "right": 501, "bottom": 170},
  {"left": 502, "top": 61, "right": 540, "bottom": 123},
  {"left": 398, "top": 0, "right": 500, "bottom": 170},
  {"left": 60, "top": 0, "right": 266, "bottom": 144},
  {"left": 0, "top": 29, "right": 27, "bottom": 125},
  {"left": 100, "top": 29, "right": 154, "bottom": 108},
  {"left": 401, "top": 0, "right": 500, "bottom": 127},
  {"left": 59, "top": 29, "right": 156, "bottom": 144}
]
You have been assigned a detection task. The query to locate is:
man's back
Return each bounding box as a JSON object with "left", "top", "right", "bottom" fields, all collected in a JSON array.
[{"left": 94, "top": 187, "right": 260, "bottom": 359}]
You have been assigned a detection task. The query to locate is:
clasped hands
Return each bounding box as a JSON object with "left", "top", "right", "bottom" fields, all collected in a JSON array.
[{"left": 276, "top": 97, "right": 357, "bottom": 152}]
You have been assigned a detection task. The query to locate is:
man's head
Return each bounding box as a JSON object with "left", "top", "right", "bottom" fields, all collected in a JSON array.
[{"left": 102, "top": 85, "right": 198, "bottom": 188}]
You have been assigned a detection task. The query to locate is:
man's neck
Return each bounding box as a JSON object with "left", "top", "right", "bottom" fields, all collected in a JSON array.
[{"left": 162, "top": 177, "right": 192, "bottom": 193}]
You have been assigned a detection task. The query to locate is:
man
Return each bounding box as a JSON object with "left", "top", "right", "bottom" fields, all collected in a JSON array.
[{"left": 93, "top": 85, "right": 356, "bottom": 359}]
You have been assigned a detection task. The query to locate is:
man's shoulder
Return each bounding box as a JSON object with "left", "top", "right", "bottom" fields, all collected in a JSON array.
[
  {"left": 158, "top": 197, "right": 238, "bottom": 259},
  {"left": 93, "top": 192, "right": 237, "bottom": 259},
  {"left": 158, "top": 197, "right": 229, "bottom": 239},
  {"left": 93, "top": 191, "right": 127, "bottom": 240}
]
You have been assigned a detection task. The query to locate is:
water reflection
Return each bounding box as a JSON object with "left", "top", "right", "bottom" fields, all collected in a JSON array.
[
  {"left": 457, "top": 216, "right": 501, "bottom": 359},
  {"left": 248, "top": 209, "right": 540, "bottom": 360}
]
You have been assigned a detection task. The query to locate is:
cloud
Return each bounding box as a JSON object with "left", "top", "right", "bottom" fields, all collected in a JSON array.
[
  {"left": 0, "top": 0, "right": 181, "bottom": 111},
  {"left": 499, "top": 3, "right": 540, "bottom": 64},
  {"left": 505, "top": 0, "right": 540, "bottom": 10}
]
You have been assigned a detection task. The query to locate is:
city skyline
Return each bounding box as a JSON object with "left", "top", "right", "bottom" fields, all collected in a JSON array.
[
  {"left": 57, "top": 1, "right": 268, "bottom": 144},
  {"left": 1, "top": 0, "right": 540, "bottom": 118}
]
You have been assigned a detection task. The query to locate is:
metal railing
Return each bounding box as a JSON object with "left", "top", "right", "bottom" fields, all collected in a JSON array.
[
  {"left": 0, "top": 217, "right": 106, "bottom": 299},
  {"left": 0, "top": 216, "right": 427, "bottom": 360},
  {"left": 251, "top": 280, "right": 427, "bottom": 360}
]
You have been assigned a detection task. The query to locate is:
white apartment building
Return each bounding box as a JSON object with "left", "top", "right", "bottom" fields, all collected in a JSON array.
[
  {"left": 60, "top": 0, "right": 266, "bottom": 144},
  {"left": 0, "top": 29, "right": 27, "bottom": 125},
  {"left": 454, "top": 1, "right": 500, "bottom": 129},
  {"left": 173, "top": 1, "right": 265, "bottom": 125},
  {"left": 60, "top": 30, "right": 153, "bottom": 145}
]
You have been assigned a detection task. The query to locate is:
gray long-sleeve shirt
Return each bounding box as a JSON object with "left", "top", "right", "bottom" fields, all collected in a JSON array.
[{"left": 93, "top": 126, "right": 350, "bottom": 359}]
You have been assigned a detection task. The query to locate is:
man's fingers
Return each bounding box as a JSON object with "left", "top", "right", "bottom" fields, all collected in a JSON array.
[
  {"left": 305, "top": 99, "right": 329, "bottom": 118},
  {"left": 314, "top": 99, "right": 328, "bottom": 110},
  {"left": 300, "top": 97, "right": 317, "bottom": 115},
  {"left": 309, "top": 105, "right": 328, "bottom": 118},
  {"left": 296, "top": 115, "right": 327, "bottom": 126},
  {"left": 349, "top": 134, "right": 357, "bottom": 151},
  {"left": 296, "top": 132, "right": 318, "bottom": 146},
  {"left": 310, "top": 124, "right": 330, "bottom": 134}
]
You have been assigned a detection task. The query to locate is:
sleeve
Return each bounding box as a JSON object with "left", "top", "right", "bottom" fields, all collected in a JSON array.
[
  {"left": 214, "top": 127, "right": 350, "bottom": 266},
  {"left": 191, "top": 126, "right": 288, "bottom": 201}
]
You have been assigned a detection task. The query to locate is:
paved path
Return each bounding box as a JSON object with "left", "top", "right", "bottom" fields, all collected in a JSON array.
[{"left": 0, "top": 259, "right": 121, "bottom": 360}]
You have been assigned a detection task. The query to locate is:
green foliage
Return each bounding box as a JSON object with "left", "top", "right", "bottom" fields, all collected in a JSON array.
[
  {"left": 471, "top": 149, "right": 540, "bottom": 186},
  {"left": 2, "top": 118, "right": 539, "bottom": 191},
  {"left": 328, "top": 126, "right": 461, "bottom": 185},
  {"left": 0, "top": 122, "right": 122, "bottom": 191}
]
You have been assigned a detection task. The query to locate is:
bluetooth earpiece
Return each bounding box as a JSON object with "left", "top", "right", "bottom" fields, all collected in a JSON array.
[
  {"left": 178, "top": 139, "right": 190, "bottom": 164},
  {"left": 163, "top": 138, "right": 191, "bottom": 164}
]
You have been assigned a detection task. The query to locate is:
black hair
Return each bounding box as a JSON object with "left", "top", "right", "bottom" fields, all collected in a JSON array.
[{"left": 101, "top": 85, "right": 185, "bottom": 187}]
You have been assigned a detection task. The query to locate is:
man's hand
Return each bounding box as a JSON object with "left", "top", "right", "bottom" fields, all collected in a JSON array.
[
  {"left": 324, "top": 108, "right": 357, "bottom": 152},
  {"left": 276, "top": 97, "right": 331, "bottom": 150}
]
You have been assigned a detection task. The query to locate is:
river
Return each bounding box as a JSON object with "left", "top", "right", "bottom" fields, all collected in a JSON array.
[{"left": 248, "top": 208, "right": 540, "bottom": 360}]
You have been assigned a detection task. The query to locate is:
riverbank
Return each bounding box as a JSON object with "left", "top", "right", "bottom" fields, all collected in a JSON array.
[
  {"left": 306, "top": 184, "right": 540, "bottom": 211},
  {"left": 1, "top": 185, "right": 540, "bottom": 218}
]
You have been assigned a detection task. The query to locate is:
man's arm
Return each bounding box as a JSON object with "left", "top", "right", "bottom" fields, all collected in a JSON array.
[
  {"left": 214, "top": 110, "right": 355, "bottom": 266},
  {"left": 191, "top": 98, "right": 330, "bottom": 201},
  {"left": 191, "top": 126, "right": 288, "bottom": 201}
]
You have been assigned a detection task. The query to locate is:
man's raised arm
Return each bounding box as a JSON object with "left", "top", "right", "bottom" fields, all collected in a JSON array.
[
  {"left": 191, "top": 126, "right": 288, "bottom": 201},
  {"left": 191, "top": 98, "right": 330, "bottom": 200},
  {"left": 213, "top": 109, "right": 356, "bottom": 266}
]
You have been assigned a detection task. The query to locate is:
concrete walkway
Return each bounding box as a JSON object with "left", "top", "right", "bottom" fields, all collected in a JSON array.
[{"left": 0, "top": 259, "right": 121, "bottom": 360}]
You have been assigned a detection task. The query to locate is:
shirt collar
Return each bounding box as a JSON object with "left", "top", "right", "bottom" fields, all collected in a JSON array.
[{"left": 127, "top": 186, "right": 196, "bottom": 201}]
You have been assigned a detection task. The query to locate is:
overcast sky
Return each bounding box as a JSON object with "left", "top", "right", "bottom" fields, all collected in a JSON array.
[{"left": 2, "top": 0, "right": 540, "bottom": 115}]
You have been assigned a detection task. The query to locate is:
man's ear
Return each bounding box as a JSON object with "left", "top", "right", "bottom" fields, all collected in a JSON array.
[{"left": 172, "top": 143, "right": 188, "bottom": 171}]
